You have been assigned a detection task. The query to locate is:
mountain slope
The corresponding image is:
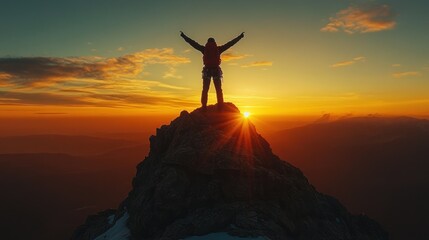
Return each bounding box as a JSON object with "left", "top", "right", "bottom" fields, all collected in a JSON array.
[{"left": 268, "top": 116, "right": 429, "bottom": 240}]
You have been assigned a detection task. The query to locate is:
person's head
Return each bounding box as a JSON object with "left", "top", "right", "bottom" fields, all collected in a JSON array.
[{"left": 207, "top": 37, "right": 216, "bottom": 43}]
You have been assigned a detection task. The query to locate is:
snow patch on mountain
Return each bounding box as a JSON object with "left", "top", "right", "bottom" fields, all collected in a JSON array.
[
  {"left": 184, "top": 232, "right": 268, "bottom": 239},
  {"left": 94, "top": 212, "right": 130, "bottom": 240}
]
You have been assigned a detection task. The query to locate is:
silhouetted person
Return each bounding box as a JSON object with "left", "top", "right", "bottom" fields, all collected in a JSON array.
[{"left": 180, "top": 31, "right": 244, "bottom": 109}]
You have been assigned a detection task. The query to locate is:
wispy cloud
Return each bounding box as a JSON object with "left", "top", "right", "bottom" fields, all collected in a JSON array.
[
  {"left": 0, "top": 73, "right": 13, "bottom": 87},
  {"left": 321, "top": 4, "right": 396, "bottom": 34},
  {"left": 392, "top": 64, "right": 401, "bottom": 67},
  {"left": 221, "top": 52, "right": 251, "bottom": 62},
  {"left": 0, "top": 90, "right": 197, "bottom": 108},
  {"left": 228, "top": 95, "right": 275, "bottom": 100},
  {"left": 392, "top": 71, "right": 421, "bottom": 78},
  {"left": 35, "top": 112, "right": 68, "bottom": 115},
  {"left": 297, "top": 92, "right": 360, "bottom": 101},
  {"left": 163, "top": 66, "right": 182, "bottom": 79},
  {"left": 331, "top": 56, "right": 366, "bottom": 68},
  {"left": 241, "top": 61, "right": 273, "bottom": 68},
  {"left": 0, "top": 72, "right": 12, "bottom": 80},
  {"left": 0, "top": 82, "right": 12, "bottom": 88},
  {"left": 0, "top": 91, "right": 91, "bottom": 106}
]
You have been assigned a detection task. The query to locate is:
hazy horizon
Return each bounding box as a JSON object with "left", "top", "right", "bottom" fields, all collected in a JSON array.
[{"left": 2, "top": 112, "right": 429, "bottom": 138}]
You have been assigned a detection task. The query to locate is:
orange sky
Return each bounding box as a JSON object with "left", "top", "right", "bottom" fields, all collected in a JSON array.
[{"left": 1, "top": 0, "right": 428, "bottom": 119}]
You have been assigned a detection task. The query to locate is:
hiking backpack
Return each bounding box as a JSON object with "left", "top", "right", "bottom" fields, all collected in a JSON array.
[{"left": 203, "top": 42, "right": 221, "bottom": 67}]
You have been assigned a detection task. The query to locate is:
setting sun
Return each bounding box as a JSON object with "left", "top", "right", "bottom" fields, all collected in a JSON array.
[{"left": 0, "top": 1, "right": 428, "bottom": 240}]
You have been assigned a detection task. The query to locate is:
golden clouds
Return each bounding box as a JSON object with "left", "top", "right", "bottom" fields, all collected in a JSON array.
[
  {"left": 0, "top": 48, "right": 189, "bottom": 86},
  {"left": 0, "top": 72, "right": 13, "bottom": 87},
  {"left": 0, "top": 90, "right": 197, "bottom": 109},
  {"left": 241, "top": 61, "right": 273, "bottom": 68},
  {"left": 219, "top": 51, "right": 271, "bottom": 69},
  {"left": 393, "top": 71, "right": 421, "bottom": 78},
  {"left": 0, "top": 72, "right": 12, "bottom": 80},
  {"left": 0, "top": 48, "right": 195, "bottom": 110},
  {"left": 221, "top": 52, "right": 251, "bottom": 62},
  {"left": 331, "top": 57, "right": 366, "bottom": 68},
  {"left": 322, "top": 4, "right": 396, "bottom": 34}
]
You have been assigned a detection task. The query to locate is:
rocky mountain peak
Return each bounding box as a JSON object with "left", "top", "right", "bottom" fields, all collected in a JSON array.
[{"left": 72, "top": 103, "right": 388, "bottom": 240}]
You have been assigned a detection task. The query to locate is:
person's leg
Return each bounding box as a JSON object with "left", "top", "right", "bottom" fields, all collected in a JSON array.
[
  {"left": 201, "top": 77, "right": 211, "bottom": 108},
  {"left": 213, "top": 77, "right": 224, "bottom": 104}
]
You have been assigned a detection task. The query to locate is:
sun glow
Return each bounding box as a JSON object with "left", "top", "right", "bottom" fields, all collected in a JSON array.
[{"left": 243, "top": 111, "right": 251, "bottom": 118}]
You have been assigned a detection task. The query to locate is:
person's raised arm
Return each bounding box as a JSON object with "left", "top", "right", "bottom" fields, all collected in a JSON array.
[
  {"left": 180, "top": 31, "right": 204, "bottom": 53},
  {"left": 219, "top": 32, "right": 244, "bottom": 53}
]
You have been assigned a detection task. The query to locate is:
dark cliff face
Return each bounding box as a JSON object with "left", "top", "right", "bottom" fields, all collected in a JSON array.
[{"left": 72, "top": 103, "right": 388, "bottom": 240}]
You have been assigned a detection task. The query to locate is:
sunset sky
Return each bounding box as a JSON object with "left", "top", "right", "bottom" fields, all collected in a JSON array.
[{"left": 0, "top": 0, "right": 428, "bottom": 117}]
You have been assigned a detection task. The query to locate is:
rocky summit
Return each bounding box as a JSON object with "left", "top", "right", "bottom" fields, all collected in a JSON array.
[{"left": 72, "top": 103, "right": 388, "bottom": 240}]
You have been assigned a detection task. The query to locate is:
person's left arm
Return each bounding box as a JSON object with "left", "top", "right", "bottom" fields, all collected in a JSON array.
[{"left": 219, "top": 32, "right": 244, "bottom": 53}]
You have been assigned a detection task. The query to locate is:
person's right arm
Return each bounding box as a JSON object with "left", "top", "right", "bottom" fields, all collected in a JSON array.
[{"left": 180, "top": 31, "right": 204, "bottom": 53}]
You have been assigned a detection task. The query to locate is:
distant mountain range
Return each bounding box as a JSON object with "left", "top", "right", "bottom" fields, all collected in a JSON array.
[
  {"left": 268, "top": 116, "right": 429, "bottom": 240},
  {"left": 1, "top": 116, "right": 428, "bottom": 239},
  {"left": 0, "top": 135, "right": 149, "bottom": 240},
  {"left": 0, "top": 134, "right": 139, "bottom": 156}
]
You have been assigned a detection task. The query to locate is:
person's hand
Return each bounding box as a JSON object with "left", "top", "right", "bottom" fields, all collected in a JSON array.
[{"left": 240, "top": 32, "right": 245, "bottom": 38}]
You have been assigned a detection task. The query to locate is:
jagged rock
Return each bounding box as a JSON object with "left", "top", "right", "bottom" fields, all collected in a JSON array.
[
  {"left": 72, "top": 103, "right": 388, "bottom": 240},
  {"left": 71, "top": 209, "right": 116, "bottom": 240}
]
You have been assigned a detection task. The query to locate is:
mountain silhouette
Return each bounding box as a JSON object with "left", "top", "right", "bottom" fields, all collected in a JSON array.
[
  {"left": 72, "top": 103, "right": 388, "bottom": 240},
  {"left": 268, "top": 116, "right": 429, "bottom": 240}
]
